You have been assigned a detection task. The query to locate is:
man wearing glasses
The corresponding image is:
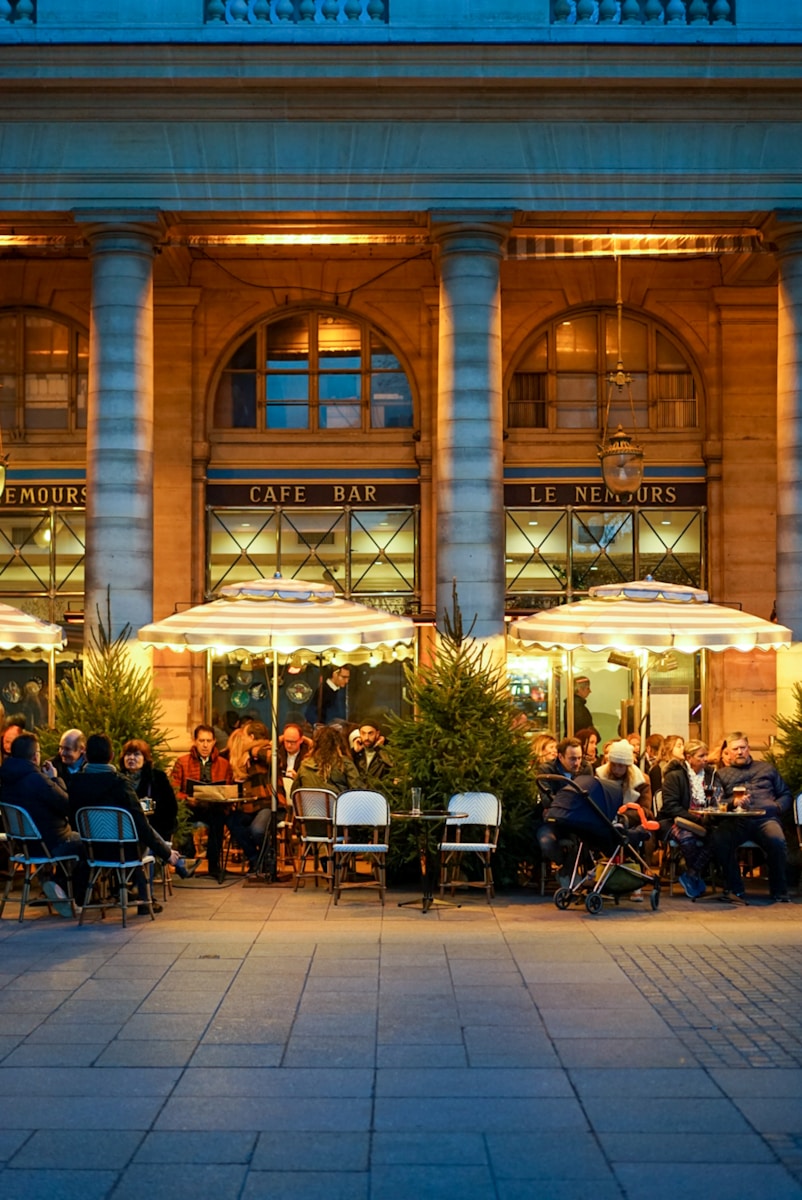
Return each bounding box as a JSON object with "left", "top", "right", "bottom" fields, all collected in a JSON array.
[{"left": 717, "top": 732, "right": 792, "bottom": 903}]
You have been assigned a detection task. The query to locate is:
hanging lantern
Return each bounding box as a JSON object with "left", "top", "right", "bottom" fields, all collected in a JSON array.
[
  {"left": 597, "top": 258, "right": 645, "bottom": 497},
  {"left": 598, "top": 423, "right": 644, "bottom": 495}
]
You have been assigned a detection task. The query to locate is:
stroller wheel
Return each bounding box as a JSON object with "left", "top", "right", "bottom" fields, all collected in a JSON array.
[
  {"left": 650, "top": 887, "right": 660, "bottom": 911},
  {"left": 554, "top": 888, "right": 572, "bottom": 910},
  {"left": 585, "top": 892, "right": 603, "bottom": 915}
]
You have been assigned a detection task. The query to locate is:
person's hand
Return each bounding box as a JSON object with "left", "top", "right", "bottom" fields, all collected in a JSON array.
[
  {"left": 41, "top": 760, "right": 56, "bottom": 779},
  {"left": 169, "top": 849, "right": 181, "bottom": 866}
]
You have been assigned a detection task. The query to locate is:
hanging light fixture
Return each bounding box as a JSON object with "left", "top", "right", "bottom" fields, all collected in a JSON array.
[{"left": 597, "top": 257, "right": 644, "bottom": 496}]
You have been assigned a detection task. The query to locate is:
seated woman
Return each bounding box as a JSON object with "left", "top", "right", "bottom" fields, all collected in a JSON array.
[
  {"left": 660, "top": 738, "right": 720, "bottom": 900},
  {"left": 596, "top": 739, "right": 653, "bottom": 812},
  {"left": 576, "top": 726, "right": 602, "bottom": 776},
  {"left": 292, "top": 724, "right": 362, "bottom": 797},
  {"left": 225, "top": 721, "right": 276, "bottom": 879},
  {"left": 119, "top": 739, "right": 178, "bottom": 844}
]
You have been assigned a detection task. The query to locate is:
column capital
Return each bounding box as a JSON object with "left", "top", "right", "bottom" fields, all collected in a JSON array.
[
  {"left": 767, "top": 210, "right": 802, "bottom": 259},
  {"left": 430, "top": 210, "right": 515, "bottom": 256},
  {"left": 72, "top": 208, "right": 163, "bottom": 253}
]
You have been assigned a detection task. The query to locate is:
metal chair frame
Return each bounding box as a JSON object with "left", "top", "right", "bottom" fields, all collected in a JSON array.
[
  {"left": 0, "top": 801, "right": 79, "bottom": 922},
  {"left": 293, "top": 788, "right": 336, "bottom": 891},
  {"left": 75, "top": 806, "right": 156, "bottom": 927},
  {"left": 438, "top": 792, "right": 502, "bottom": 903},
  {"left": 331, "top": 790, "right": 390, "bottom": 905}
]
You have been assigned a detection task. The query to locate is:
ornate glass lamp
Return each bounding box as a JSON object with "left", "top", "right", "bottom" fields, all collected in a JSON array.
[{"left": 597, "top": 258, "right": 644, "bottom": 496}]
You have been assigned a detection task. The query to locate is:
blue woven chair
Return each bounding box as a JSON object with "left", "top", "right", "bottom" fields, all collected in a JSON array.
[
  {"left": 331, "top": 790, "right": 390, "bottom": 905},
  {"left": 438, "top": 792, "right": 502, "bottom": 903},
  {"left": 75, "top": 806, "right": 156, "bottom": 927},
  {"left": 0, "top": 801, "right": 80, "bottom": 922}
]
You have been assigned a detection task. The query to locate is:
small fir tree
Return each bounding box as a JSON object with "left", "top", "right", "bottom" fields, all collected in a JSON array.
[
  {"left": 386, "top": 592, "right": 537, "bottom": 886},
  {"left": 768, "top": 681, "right": 802, "bottom": 794},
  {"left": 39, "top": 619, "right": 171, "bottom": 767}
]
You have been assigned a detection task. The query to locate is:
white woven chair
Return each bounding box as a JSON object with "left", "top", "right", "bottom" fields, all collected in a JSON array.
[
  {"left": 293, "top": 788, "right": 336, "bottom": 891},
  {"left": 438, "top": 792, "right": 502, "bottom": 902},
  {"left": 331, "top": 790, "right": 390, "bottom": 905},
  {"left": 0, "top": 801, "right": 80, "bottom": 922},
  {"left": 75, "top": 806, "right": 156, "bottom": 927}
]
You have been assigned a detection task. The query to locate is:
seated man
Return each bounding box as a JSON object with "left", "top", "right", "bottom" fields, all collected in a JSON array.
[
  {"left": 535, "top": 736, "right": 584, "bottom": 888},
  {"left": 171, "top": 723, "right": 234, "bottom": 884},
  {"left": 352, "top": 719, "right": 393, "bottom": 785},
  {"left": 51, "top": 728, "right": 87, "bottom": 782},
  {"left": 68, "top": 733, "right": 186, "bottom": 914},
  {"left": 0, "top": 731, "right": 84, "bottom": 915},
  {"left": 716, "top": 731, "right": 792, "bottom": 903}
]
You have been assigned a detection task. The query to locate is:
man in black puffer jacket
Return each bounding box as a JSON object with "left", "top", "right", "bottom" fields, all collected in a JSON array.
[{"left": 717, "top": 731, "right": 792, "bottom": 903}]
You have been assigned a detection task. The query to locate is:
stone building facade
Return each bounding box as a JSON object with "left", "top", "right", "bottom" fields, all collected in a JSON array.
[{"left": 0, "top": 0, "right": 799, "bottom": 744}]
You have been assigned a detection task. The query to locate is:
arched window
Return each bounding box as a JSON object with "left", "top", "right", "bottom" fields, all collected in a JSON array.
[
  {"left": 507, "top": 309, "right": 699, "bottom": 433},
  {"left": 212, "top": 310, "right": 414, "bottom": 433},
  {"left": 0, "top": 309, "right": 88, "bottom": 435}
]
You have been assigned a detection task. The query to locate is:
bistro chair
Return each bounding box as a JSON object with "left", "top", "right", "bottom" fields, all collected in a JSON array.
[
  {"left": 331, "top": 790, "right": 390, "bottom": 905},
  {"left": 293, "top": 788, "right": 336, "bottom": 891},
  {"left": 75, "top": 806, "right": 156, "bottom": 927},
  {"left": 438, "top": 792, "right": 502, "bottom": 903},
  {"left": 0, "top": 801, "right": 80, "bottom": 922}
]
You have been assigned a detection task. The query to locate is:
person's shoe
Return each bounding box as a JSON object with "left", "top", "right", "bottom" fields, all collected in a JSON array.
[
  {"left": 173, "top": 857, "right": 192, "bottom": 880},
  {"left": 679, "top": 872, "right": 698, "bottom": 900},
  {"left": 770, "top": 893, "right": 791, "bottom": 903},
  {"left": 721, "top": 891, "right": 748, "bottom": 905},
  {"left": 692, "top": 876, "right": 707, "bottom": 898},
  {"left": 136, "top": 902, "right": 163, "bottom": 915},
  {"left": 629, "top": 889, "right": 645, "bottom": 902},
  {"left": 42, "top": 880, "right": 73, "bottom": 918}
]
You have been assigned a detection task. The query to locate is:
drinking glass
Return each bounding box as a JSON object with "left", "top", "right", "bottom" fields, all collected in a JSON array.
[{"left": 410, "top": 787, "right": 422, "bottom": 815}]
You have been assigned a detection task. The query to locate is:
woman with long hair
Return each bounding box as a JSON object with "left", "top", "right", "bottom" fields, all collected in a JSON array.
[
  {"left": 292, "top": 724, "right": 361, "bottom": 795},
  {"left": 531, "top": 732, "right": 558, "bottom": 774},
  {"left": 575, "top": 726, "right": 602, "bottom": 774},
  {"left": 648, "top": 733, "right": 685, "bottom": 800}
]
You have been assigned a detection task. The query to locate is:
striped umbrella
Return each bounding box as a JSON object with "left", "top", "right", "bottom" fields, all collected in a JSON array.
[
  {"left": 138, "top": 575, "right": 414, "bottom": 826},
  {"left": 137, "top": 575, "right": 414, "bottom": 655},
  {"left": 0, "top": 602, "right": 65, "bottom": 651},
  {"left": 508, "top": 579, "right": 792, "bottom": 653}
]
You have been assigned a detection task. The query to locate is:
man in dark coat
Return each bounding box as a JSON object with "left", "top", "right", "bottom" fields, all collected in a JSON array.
[
  {"left": 68, "top": 733, "right": 184, "bottom": 913},
  {"left": 0, "top": 732, "right": 83, "bottom": 915},
  {"left": 352, "top": 719, "right": 393, "bottom": 785},
  {"left": 564, "top": 676, "right": 593, "bottom": 735},
  {"left": 716, "top": 731, "right": 793, "bottom": 903}
]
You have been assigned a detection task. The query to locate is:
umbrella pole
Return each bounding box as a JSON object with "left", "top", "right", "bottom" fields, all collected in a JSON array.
[
  {"left": 270, "top": 647, "right": 279, "bottom": 882},
  {"left": 47, "top": 646, "right": 56, "bottom": 727}
]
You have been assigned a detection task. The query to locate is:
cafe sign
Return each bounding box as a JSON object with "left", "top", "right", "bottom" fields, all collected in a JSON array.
[
  {"left": 1, "top": 483, "right": 87, "bottom": 507},
  {"left": 207, "top": 482, "right": 420, "bottom": 507},
  {"left": 503, "top": 481, "right": 706, "bottom": 508}
]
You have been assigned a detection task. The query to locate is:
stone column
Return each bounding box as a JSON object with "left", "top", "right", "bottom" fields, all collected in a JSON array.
[
  {"left": 433, "top": 217, "right": 509, "bottom": 642},
  {"left": 774, "top": 218, "right": 802, "bottom": 725},
  {"left": 79, "top": 213, "right": 160, "bottom": 643},
  {"left": 775, "top": 221, "right": 802, "bottom": 639}
]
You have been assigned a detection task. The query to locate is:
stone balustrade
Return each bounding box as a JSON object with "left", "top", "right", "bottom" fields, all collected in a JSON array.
[
  {"left": 205, "top": 0, "right": 387, "bottom": 21},
  {"left": 552, "top": 0, "right": 733, "bottom": 21},
  {"left": 0, "top": 0, "right": 35, "bottom": 23}
]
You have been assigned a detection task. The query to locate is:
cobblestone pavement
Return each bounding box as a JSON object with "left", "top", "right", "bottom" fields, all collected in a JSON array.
[{"left": 0, "top": 879, "right": 801, "bottom": 1199}]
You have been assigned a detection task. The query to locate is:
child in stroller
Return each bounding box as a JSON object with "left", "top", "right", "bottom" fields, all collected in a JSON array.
[{"left": 536, "top": 774, "right": 661, "bottom": 914}]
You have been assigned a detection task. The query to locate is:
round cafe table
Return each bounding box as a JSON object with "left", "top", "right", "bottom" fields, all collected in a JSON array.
[{"left": 391, "top": 809, "right": 468, "bottom": 913}]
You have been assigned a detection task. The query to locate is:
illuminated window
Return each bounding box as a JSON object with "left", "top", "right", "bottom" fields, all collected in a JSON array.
[
  {"left": 0, "top": 310, "right": 88, "bottom": 436},
  {"left": 212, "top": 310, "right": 414, "bottom": 433},
  {"left": 507, "top": 310, "right": 698, "bottom": 433}
]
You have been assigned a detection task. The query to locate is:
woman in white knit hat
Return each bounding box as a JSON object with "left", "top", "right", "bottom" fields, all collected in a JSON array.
[{"left": 596, "top": 738, "right": 653, "bottom": 814}]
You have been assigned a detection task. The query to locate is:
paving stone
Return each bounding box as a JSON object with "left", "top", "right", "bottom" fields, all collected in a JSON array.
[
  {"left": 485, "top": 1131, "right": 611, "bottom": 1179},
  {"left": 172, "top": 1066, "right": 373, "bottom": 1098},
  {"left": 95, "top": 1039, "right": 199, "bottom": 1067},
  {"left": 190, "top": 1043, "right": 283, "bottom": 1067},
  {"left": 373, "top": 1096, "right": 588, "bottom": 1133},
  {"left": 371, "top": 1131, "right": 487, "bottom": 1166},
  {"left": 0, "top": 1129, "right": 31, "bottom": 1162},
  {"left": 134, "top": 1130, "right": 257, "bottom": 1164},
  {"left": 252, "top": 1131, "right": 370, "bottom": 1171},
  {"left": 369, "top": 1164, "right": 497, "bottom": 1200},
  {"left": 581, "top": 1095, "right": 754, "bottom": 1134},
  {"left": 2, "top": 1042, "right": 107, "bottom": 1067},
  {"left": 242, "top": 1171, "right": 368, "bottom": 1200},
  {"left": 375, "top": 1067, "right": 572, "bottom": 1098},
  {"left": 598, "top": 1131, "right": 776, "bottom": 1163},
  {"left": 9, "top": 1128, "right": 143, "bottom": 1169},
  {"left": 612, "top": 1161, "right": 802, "bottom": 1200},
  {"left": 0, "top": 1168, "right": 119, "bottom": 1199},
  {"left": 569, "top": 1067, "right": 723, "bottom": 1098},
  {"left": 114, "top": 1163, "right": 248, "bottom": 1200}
]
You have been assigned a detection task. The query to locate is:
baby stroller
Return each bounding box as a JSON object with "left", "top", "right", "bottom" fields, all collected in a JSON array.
[{"left": 536, "top": 775, "right": 661, "bottom": 914}]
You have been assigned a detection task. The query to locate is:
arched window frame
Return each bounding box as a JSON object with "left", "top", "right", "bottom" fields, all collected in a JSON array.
[
  {"left": 209, "top": 306, "right": 416, "bottom": 436},
  {"left": 0, "top": 307, "right": 88, "bottom": 439},
  {"left": 505, "top": 306, "right": 703, "bottom": 436}
]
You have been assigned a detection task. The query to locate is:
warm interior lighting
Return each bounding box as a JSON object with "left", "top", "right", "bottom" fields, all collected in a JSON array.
[
  {"left": 510, "top": 231, "right": 765, "bottom": 259},
  {"left": 180, "top": 233, "right": 429, "bottom": 247}
]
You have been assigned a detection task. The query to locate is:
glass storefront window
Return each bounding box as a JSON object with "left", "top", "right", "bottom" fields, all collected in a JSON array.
[
  {"left": 0, "top": 509, "right": 85, "bottom": 625},
  {"left": 208, "top": 507, "right": 418, "bottom": 608}
]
